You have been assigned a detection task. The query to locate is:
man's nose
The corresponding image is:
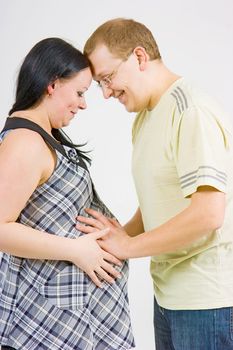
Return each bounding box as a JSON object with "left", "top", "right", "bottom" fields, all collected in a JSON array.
[{"left": 102, "top": 85, "right": 113, "bottom": 99}]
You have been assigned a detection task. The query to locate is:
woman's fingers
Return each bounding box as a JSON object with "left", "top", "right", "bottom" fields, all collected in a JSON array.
[
  {"left": 101, "top": 260, "right": 122, "bottom": 279},
  {"left": 95, "top": 260, "right": 122, "bottom": 284},
  {"left": 103, "top": 251, "right": 122, "bottom": 266},
  {"left": 87, "top": 259, "right": 121, "bottom": 287},
  {"left": 95, "top": 267, "right": 115, "bottom": 284},
  {"left": 88, "top": 271, "right": 102, "bottom": 288},
  {"left": 73, "top": 231, "right": 123, "bottom": 288}
]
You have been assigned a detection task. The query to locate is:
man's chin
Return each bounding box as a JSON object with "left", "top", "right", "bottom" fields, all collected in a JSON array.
[{"left": 125, "top": 105, "right": 139, "bottom": 113}]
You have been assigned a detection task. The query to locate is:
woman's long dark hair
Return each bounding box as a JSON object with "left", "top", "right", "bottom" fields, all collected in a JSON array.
[{"left": 9, "top": 37, "right": 91, "bottom": 163}]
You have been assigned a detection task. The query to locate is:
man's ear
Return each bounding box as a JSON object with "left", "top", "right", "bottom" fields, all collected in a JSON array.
[{"left": 133, "top": 46, "right": 149, "bottom": 70}]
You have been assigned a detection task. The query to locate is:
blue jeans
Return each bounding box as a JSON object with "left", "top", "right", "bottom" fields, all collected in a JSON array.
[{"left": 154, "top": 297, "right": 233, "bottom": 350}]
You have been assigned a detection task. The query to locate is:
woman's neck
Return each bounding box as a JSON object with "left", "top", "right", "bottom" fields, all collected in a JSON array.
[{"left": 11, "top": 108, "right": 52, "bottom": 135}]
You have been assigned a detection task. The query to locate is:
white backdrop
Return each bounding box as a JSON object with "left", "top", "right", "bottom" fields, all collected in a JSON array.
[{"left": 0, "top": 1, "right": 233, "bottom": 349}]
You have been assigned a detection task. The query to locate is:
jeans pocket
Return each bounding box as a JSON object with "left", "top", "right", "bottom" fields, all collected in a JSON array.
[{"left": 230, "top": 307, "right": 233, "bottom": 340}]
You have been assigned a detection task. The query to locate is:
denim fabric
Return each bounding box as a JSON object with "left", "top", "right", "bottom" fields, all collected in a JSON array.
[{"left": 154, "top": 297, "right": 233, "bottom": 350}]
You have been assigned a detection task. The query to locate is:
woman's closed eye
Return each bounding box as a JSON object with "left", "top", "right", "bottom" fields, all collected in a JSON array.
[{"left": 77, "top": 91, "right": 85, "bottom": 97}]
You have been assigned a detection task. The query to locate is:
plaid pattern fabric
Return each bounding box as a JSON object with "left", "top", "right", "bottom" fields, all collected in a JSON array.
[{"left": 0, "top": 127, "right": 135, "bottom": 349}]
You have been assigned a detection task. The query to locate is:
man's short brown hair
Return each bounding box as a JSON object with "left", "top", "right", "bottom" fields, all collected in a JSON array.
[{"left": 84, "top": 18, "right": 161, "bottom": 61}]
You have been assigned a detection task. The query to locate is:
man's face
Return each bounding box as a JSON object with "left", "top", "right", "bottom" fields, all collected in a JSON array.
[{"left": 88, "top": 45, "right": 150, "bottom": 112}]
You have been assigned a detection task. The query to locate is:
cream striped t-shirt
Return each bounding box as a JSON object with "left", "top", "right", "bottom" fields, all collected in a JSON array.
[{"left": 132, "top": 78, "right": 233, "bottom": 309}]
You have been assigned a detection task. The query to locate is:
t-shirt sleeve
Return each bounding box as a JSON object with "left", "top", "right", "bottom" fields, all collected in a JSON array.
[{"left": 172, "top": 105, "right": 229, "bottom": 197}]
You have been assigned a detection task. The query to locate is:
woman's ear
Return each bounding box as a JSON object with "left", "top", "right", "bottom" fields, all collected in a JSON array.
[
  {"left": 47, "top": 83, "right": 55, "bottom": 96},
  {"left": 133, "top": 46, "right": 149, "bottom": 71}
]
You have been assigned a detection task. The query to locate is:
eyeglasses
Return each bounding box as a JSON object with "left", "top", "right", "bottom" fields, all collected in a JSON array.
[{"left": 98, "top": 60, "right": 124, "bottom": 89}]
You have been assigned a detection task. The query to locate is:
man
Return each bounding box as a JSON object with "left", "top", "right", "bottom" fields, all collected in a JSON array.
[{"left": 77, "top": 18, "right": 233, "bottom": 349}]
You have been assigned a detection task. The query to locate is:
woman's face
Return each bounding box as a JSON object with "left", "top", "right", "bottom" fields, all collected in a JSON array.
[{"left": 48, "top": 67, "right": 92, "bottom": 128}]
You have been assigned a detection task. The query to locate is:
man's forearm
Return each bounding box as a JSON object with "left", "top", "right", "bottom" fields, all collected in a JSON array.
[
  {"left": 123, "top": 207, "right": 144, "bottom": 237},
  {"left": 126, "top": 190, "right": 225, "bottom": 258}
]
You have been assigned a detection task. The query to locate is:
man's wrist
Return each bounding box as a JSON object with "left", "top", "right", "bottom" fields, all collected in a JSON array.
[{"left": 124, "top": 235, "right": 137, "bottom": 259}]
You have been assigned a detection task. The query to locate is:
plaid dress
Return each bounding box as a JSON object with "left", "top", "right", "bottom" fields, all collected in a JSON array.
[{"left": 0, "top": 118, "right": 135, "bottom": 350}]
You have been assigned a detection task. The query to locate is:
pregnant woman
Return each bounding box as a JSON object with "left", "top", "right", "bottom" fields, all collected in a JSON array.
[{"left": 0, "top": 37, "right": 134, "bottom": 350}]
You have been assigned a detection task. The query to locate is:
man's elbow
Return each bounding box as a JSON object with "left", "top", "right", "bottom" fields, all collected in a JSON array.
[{"left": 205, "top": 211, "right": 225, "bottom": 231}]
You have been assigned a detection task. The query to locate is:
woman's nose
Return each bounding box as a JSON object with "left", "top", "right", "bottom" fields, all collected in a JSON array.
[{"left": 78, "top": 97, "right": 87, "bottom": 110}]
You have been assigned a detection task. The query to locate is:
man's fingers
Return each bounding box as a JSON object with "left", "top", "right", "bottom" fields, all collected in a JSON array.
[
  {"left": 76, "top": 223, "right": 96, "bottom": 233},
  {"left": 98, "top": 240, "right": 107, "bottom": 250},
  {"left": 85, "top": 208, "right": 111, "bottom": 226},
  {"left": 108, "top": 217, "right": 122, "bottom": 228},
  {"left": 90, "top": 228, "right": 110, "bottom": 240},
  {"left": 76, "top": 215, "right": 104, "bottom": 230}
]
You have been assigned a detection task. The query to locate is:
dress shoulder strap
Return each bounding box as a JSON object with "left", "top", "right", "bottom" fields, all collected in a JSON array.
[{"left": 2, "top": 117, "right": 69, "bottom": 159}]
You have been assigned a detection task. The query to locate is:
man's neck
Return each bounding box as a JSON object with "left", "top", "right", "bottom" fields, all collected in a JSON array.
[{"left": 147, "top": 61, "right": 181, "bottom": 110}]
